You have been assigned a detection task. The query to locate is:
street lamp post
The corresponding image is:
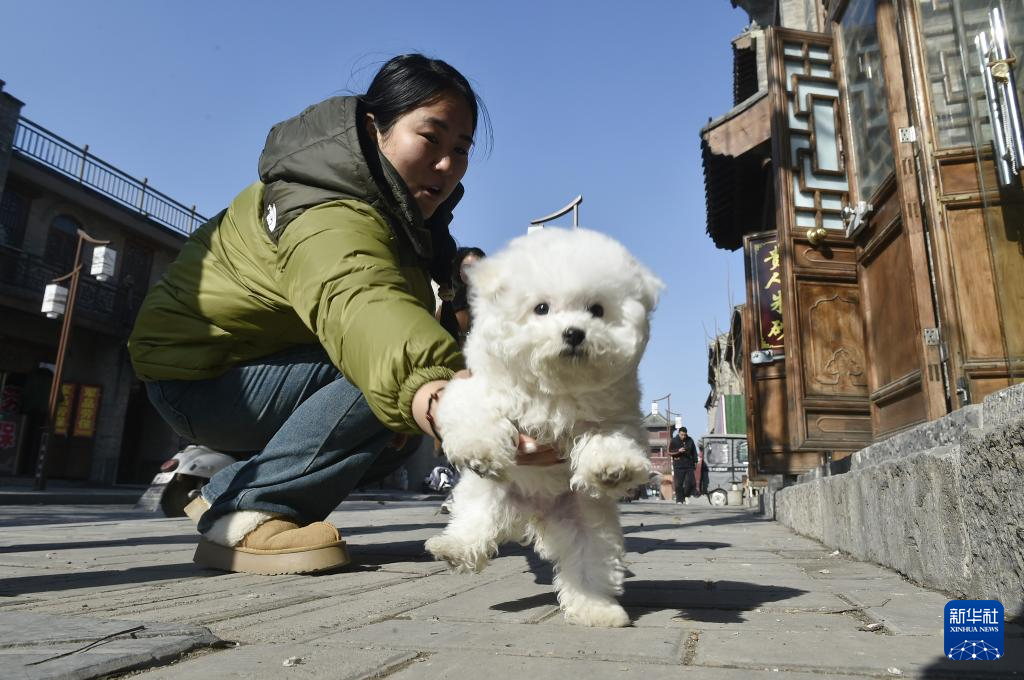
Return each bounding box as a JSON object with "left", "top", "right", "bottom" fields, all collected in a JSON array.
[
  {"left": 528, "top": 194, "right": 583, "bottom": 233},
  {"left": 35, "top": 228, "right": 114, "bottom": 490}
]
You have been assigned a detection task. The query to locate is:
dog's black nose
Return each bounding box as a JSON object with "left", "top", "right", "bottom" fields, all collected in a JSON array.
[{"left": 562, "top": 327, "right": 586, "bottom": 347}]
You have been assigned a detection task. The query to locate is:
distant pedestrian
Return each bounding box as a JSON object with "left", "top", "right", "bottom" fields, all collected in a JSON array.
[
  {"left": 698, "top": 444, "right": 710, "bottom": 501},
  {"left": 669, "top": 426, "right": 698, "bottom": 503},
  {"left": 436, "top": 246, "right": 485, "bottom": 348}
]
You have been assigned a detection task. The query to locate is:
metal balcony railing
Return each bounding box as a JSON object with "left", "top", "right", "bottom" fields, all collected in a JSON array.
[
  {"left": 0, "top": 245, "right": 143, "bottom": 334},
  {"left": 11, "top": 118, "right": 207, "bottom": 236}
]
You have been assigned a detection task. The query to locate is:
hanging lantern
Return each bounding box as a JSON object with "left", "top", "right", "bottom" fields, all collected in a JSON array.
[
  {"left": 90, "top": 245, "right": 117, "bottom": 282},
  {"left": 675, "top": 416, "right": 683, "bottom": 430},
  {"left": 41, "top": 283, "right": 69, "bottom": 319},
  {"left": 650, "top": 402, "right": 659, "bottom": 416}
]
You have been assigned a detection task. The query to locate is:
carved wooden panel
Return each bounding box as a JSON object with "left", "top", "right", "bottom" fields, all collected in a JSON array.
[
  {"left": 796, "top": 281, "right": 868, "bottom": 398},
  {"left": 792, "top": 243, "right": 858, "bottom": 272},
  {"left": 804, "top": 410, "right": 873, "bottom": 443}
]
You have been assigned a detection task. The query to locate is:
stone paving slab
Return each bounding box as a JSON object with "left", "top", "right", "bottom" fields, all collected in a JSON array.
[
  {"left": 0, "top": 611, "right": 219, "bottom": 680},
  {"left": 211, "top": 564, "right": 524, "bottom": 643},
  {"left": 695, "top": 628, "right": 1024, "bottom": 678},
  {"left": 384, "top": 649, "right": 864, "bottom": 680},
  {"left": 328, "top": 618, "right": 687, "bottom": 664},
  {"left": 135, "top": 643, "right": 417, "bottom": 680},
  {"left": 402, "top": 576, "right": 560, "bottom": 624}
]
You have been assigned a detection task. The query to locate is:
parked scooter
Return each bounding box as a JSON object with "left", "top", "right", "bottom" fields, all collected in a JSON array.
[{"left": 135, "top": 444, "right": 240, "bottom": 517}]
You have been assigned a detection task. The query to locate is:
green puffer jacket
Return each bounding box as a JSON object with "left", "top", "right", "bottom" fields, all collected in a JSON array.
[{"left": 128, "top": 96, "right": 465, "bottom": 433}]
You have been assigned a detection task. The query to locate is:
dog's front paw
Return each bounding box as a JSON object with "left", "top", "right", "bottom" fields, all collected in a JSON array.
[
  {"left": 563, "top": 600, "right": 631, "bottom": 627},
  {"left": 573, "top": 456, "right": 650, "bottom": 495},
  {"left": 441, "top": 422, "right": 518, "bottom": 480},
  {"left": 572, "top": 434, "right": 651, "bottom": 495},
  {"left": 425, "top": 534, "right": 495, "bottom": 573}
]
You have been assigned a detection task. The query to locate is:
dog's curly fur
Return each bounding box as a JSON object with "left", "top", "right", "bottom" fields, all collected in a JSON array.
[{"left": 425, "top": 228, "right": 663, "bottom": 627}]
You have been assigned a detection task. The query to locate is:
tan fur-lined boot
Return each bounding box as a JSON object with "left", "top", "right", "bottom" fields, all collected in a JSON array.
[
  {"left": 183, "top": 496, "right": 210, "bottom": 525},
  {"left": 193, "top": 510, "right": 350, "bottom": 575}
]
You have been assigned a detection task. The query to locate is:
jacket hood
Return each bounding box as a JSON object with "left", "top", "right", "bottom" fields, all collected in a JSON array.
[{"left": 258, "top": 96, "right": 460, "bottom": 282}]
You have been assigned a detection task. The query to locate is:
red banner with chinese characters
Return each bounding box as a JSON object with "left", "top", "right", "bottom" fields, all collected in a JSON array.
[
  {"left": 750, "top": 236, "right": 784, "bottom": 351},
  {"left": 54, "top": 383, "right": 76, "bottom": 436},
  {"left": 1, "top": 385, "right": 22, "bottom": 415},
  {"left": 0, "top": 419, "right": 16, "bottom": 450},
  {"left": 72, "top": 385, "right": 102, "bottom": 438}
]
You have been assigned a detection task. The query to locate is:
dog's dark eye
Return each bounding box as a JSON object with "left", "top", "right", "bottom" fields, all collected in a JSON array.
[
  {"left": 534, "top": 303, "right": 549, "bottom": 315},
  {"left": 589, "top": 304, "right": 604, "bottom": 318}
]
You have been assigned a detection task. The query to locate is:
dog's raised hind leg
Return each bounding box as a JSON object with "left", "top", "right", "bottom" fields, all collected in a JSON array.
[
  {"left": 532, "top": 494, "right": 630, "bottom": 627},
  {"left": 425, "top": 473, "right": 509, "bottom": 573}
]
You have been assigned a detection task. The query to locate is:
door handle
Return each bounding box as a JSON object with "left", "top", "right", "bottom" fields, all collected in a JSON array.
[
  {"left": 976, "top": 7, "right": 1024, "bottom": 187},
  {"left": 841, "top": 201, "right": 873, "bottom": 238}
]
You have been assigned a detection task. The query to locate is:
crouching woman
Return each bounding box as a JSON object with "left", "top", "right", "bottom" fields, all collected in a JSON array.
[{"left": 129, "top": 54, "right": 502, "bottom": 575}]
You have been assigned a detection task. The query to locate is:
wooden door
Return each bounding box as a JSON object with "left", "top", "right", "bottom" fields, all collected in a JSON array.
[
  {"left": 832, "top": 0, "right": 950, "bottom": 439},
  {"left": 903, "top": 0, "right": 1024, "bottom": 404},
  {"left": 767, "top": 27, "right": 873, "bottom": 468}
]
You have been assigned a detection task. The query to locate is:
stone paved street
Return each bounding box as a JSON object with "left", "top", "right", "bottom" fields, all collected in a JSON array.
[{"left": 1, "top": 499, "right": 1020, "bottom": 679}]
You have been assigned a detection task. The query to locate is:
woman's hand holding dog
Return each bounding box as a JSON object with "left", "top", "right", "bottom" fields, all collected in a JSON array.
[
  {"left": 413, "top": 372, "right": 561, "bottom": 470},
  {"left": 515, "top": 434, "right": 561, "bottom": 466}
]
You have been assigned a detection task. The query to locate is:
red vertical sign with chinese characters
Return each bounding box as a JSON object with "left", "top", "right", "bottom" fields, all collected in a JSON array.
[
  {"left": 72, "top": 385, "right": 102, "bottom": 438},
  {"left": 750, "top": 236, "right": 784, "bottom": 351},
  {"left": 1, "top": 385, "right": 22, "bottom": 415}
]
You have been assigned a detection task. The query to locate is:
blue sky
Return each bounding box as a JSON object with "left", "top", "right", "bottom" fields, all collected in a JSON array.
[{"left": 1, "top": 1, "right": 751, "bottom": 437}]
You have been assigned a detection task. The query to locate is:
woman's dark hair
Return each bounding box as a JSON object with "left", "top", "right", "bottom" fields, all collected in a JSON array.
[
  {"left": 360, "top": 54, "right": 491, "bottom": 151},
  {"left": 451, "top": 247, "right": 486, "bottom": 290}
]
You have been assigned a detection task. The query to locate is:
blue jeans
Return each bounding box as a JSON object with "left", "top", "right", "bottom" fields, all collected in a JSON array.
[{"left": 146, "top": 345, "right": 414, "bottom": 533}]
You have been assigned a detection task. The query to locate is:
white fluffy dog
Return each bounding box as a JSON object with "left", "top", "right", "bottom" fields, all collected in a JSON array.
[{"left": 425, "top": 227, "right": 663, "bottom": 627}]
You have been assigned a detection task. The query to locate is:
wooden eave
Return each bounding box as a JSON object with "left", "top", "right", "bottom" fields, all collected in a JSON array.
[{"left": 700, "top": 91, "right": 772, "bottom": 251}]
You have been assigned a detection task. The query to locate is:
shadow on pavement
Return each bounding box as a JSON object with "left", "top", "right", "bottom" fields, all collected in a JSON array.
[
  {"left": 0, "top": 562, "right": 206, "bottom": 596},
  {"left": 0, "top": 508, "right": 160, "bottom": 528},
  {"left": 622, "top": 515, "right": 760, "bottom": 533},
  {"left": 348, "top": 539, "right": 436, "bottom": 565},
  {"left": 491, "top": 591, "right": 558, "bottom": 612},
  {"left": 344, "top": 522, "right": 447, "bottom": 535},
  {"left": 0, "top": 534, "right": 198, "bottom": 554},
  {"left": 623, "top": 578, "right": 808, "bottom": 624},
  {"left": 625, "top": 537, "right": 731, "bottom": 554}
]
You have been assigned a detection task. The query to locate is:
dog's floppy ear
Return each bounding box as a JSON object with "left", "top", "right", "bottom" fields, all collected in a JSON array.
[{"left": 633, "top": 262, "right": 664, "bottom": 312}]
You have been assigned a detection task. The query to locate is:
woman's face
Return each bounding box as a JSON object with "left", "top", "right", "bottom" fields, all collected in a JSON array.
[{"left": 368, "top": 92, "right": 474, "bottom": 219}]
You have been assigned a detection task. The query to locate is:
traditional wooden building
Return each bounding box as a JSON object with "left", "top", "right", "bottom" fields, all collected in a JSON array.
[
  {"left": 702, "top": 0, "right": 1023, "bottom": 477},
  {"left": 704, "top": 305, "right": 747, "bottom": 436},
  {"left": 641, "top": 407, "right": 676, "bottom": 476},
  {"left": 0, "top": 80, "right": 202, "bottom": 484}
]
